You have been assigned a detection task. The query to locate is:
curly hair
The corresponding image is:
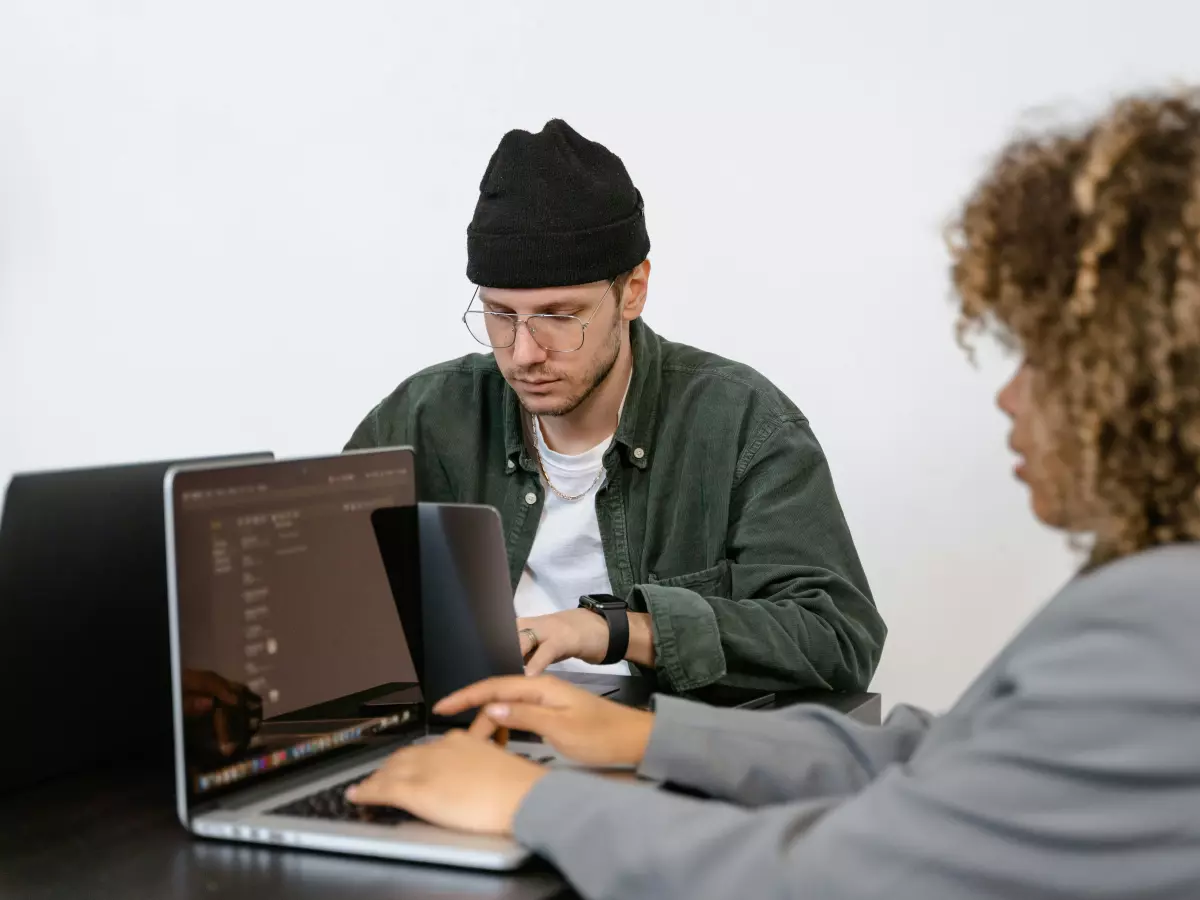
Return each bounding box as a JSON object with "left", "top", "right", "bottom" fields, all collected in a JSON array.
[{"left": 949, "top": 88, "right": 1200, "bottom": 568}]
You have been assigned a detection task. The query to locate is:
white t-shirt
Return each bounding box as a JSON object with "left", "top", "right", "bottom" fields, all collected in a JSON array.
[{"left": 512, "top": 419, "right": 632, "bottom": 676}]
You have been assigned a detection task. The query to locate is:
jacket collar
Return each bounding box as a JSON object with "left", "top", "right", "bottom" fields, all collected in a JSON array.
[{"left": 504, "top": 317, "right": 660, "bottom": 472}]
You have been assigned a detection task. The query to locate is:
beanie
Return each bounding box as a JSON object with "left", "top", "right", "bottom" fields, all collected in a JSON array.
[{"left": 466, "top": 119, "right": 650, "bottom": 288}]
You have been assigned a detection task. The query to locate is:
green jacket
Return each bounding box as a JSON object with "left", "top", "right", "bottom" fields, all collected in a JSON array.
[{"left": 345, "top": 319, "right": 885, "bottom": 693}]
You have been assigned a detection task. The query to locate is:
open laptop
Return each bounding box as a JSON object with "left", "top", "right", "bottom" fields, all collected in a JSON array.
[
  {"left": 370, "top": 502, "right": 654, "bottom": 724},
  {"left": 164, "top": 449, "right": 582, "bottom": 870},
  {"left": 371, "top": 502, "right": 771, "bottom": 716},
  {"left": 0, "top": 451, "right": 272, "bottom": 794}
]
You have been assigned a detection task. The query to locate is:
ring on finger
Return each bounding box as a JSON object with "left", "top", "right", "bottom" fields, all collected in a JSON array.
[{"left": 519, "top": 627, "right": 539, "bottom": 652}]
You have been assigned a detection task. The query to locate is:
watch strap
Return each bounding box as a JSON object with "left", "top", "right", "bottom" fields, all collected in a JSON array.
[{"left": 580, "top": 595, "right": 630, "bottom": 665}]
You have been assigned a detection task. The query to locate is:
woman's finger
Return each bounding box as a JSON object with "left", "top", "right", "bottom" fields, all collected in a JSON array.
[{"left": 434, "top": 675, "right": 559, "bottom": 715}]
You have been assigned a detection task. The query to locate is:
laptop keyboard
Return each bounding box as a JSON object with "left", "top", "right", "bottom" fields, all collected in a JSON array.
[
  {"left": 268, "top": 751, "right": 556, "bottom": 825},
  {"left": 269, "top": 775, "right": 414, "bottom": 824}
]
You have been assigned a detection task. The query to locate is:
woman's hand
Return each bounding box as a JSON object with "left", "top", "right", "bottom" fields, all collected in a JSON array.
[
  {"left": 434, "top": 674, "right": 656, "bottom": 767},
  {"left": 346, "top": 731, "right": 544, "bottom": 836}
]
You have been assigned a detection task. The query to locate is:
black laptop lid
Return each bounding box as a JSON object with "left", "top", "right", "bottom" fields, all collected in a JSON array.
[
  {"left": 0, "top": 452, "right": 272, "bottom": 794},
  {"left": 372, "top": 503, "right": 525, "bottom": 727}
]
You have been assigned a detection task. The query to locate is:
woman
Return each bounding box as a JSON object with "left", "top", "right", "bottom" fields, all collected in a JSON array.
[{"left": 349, "top": 89, "right": 1200, "bottom": 898}]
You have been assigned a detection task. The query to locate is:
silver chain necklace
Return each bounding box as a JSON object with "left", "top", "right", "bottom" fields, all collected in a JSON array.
[{"left": 532, "top": 416, "right": 605, "bottom": 502}]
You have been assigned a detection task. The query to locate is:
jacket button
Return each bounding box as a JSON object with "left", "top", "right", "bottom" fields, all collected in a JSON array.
[
  {"left": 633, "top": 447, "right": 646, "bottom": 459},
  {"left": 524, "top": 492, "right": 538, "bottom": 505}
]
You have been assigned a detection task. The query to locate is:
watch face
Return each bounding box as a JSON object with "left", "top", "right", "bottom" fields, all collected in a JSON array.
[{"left": 585, "top": 597, "right": 626, "bottom": 610}]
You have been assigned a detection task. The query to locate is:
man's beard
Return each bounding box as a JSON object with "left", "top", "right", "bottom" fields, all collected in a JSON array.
[{"left": 514, "top": 320, "right": 621, "bottom": 418}]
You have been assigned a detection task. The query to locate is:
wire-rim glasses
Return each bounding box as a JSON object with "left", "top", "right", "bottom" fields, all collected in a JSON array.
[{"left": 461, "top": 279, "right": 616, "bottom": 353}]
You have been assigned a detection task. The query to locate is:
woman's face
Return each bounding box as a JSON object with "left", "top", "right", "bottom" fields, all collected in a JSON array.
[{"left": 997, "top": 362, "right": 1074, "bottom": 529}]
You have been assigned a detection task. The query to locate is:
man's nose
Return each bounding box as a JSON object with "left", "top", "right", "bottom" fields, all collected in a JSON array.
[{"left": 511, "top": 322, "right": 548, "bottom": 367}]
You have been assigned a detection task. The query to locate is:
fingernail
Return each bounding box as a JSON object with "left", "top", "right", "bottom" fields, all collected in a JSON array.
[
  {"left": 486, "top": 704, "right": 510, "bottom": 720},
  {"left": 344, "top": 786, "right": 358, "bottom": 800}
]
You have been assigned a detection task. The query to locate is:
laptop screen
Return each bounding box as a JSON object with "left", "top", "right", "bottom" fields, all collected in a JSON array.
[{"left": 168, "top": 449, "right": 420, "bottom": 803}]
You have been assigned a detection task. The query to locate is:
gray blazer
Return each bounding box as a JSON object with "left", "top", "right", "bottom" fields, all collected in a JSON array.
[{"left": 514, "top": 545, "right": 1200, "bottom": 899}]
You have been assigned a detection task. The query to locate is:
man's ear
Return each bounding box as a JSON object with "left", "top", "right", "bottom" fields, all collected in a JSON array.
[{"left": 620, "top": 259, "right": 651, "bottom": 320}]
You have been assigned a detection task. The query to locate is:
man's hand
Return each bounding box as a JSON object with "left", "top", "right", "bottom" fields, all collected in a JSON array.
[
  {"left": 181, "top": 668, "right": 263, "bottom": 760},
  {"left": 516, "top": 609, "right": 609, "bottom": 674},
  {"left": 346, "top": 731, "right": 545, "bottom": 836},
  {"left": 516, "top": 609, "right": 657, "bottom": 673},
  {"left": 434, "top": 674, "right": 656, "bottom": 768},
  {"left": 181, "top": 669, "right": 242, "bottom": 718}
]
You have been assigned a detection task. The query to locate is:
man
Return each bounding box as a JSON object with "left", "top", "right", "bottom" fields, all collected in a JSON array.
[{"left": 346, "top": 119, "right": 883, "bottom": 693}]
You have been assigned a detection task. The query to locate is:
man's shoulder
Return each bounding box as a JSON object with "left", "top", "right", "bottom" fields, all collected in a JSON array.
[
  {"left": 372, "top": 352, "right": 508, "bottom": 415},
  {"left": 346, "top": 352, "right": 505, "bottom": 448},
  {"left": 654, "top": 330, "right": 803, "bottom": 422},
  {"left": 382, "top": 352, "right": 506, "bottom": 405}
]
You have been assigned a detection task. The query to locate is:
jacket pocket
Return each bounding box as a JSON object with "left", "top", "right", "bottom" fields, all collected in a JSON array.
[{"left": 646, "top": 559, "right": 731, "bottom": 596}]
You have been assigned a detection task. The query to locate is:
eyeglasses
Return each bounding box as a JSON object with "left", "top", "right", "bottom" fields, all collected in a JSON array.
[{"left": 461, "top": 279, "right": 616, "bottom": 353}]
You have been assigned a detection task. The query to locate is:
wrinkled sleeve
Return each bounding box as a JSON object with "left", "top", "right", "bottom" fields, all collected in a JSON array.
[
  {"left": 637, "top": 695, "right": 932, "bottom": 806},
  {"left": 633, "top": 417, "right": 886, "bottom": 693}
]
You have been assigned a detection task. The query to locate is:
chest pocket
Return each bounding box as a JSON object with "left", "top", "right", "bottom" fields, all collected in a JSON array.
[{"left": 647, "top": 559, "right": 732, "bottom": 597}]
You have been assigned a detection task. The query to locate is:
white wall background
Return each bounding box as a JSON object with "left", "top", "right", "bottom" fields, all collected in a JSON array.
[{"left": 2, "top": 0, "right": 1195, "bottom": 711}]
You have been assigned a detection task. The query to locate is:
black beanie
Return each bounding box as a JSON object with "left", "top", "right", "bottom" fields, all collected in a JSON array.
[{"left": 466, "top": 119, "right": 650, "bottom": 289}]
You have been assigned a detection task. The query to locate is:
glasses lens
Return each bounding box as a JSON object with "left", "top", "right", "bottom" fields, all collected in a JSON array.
[
  {"left": 529, "top": 315, "right": 585, "bottom": 352},
  {"left": 464, "top": 312, "right": 515, "bottom": 348}
]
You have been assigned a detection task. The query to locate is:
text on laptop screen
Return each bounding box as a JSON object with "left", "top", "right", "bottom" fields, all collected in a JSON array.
[{"left": 170, "top": 450, "right": 419, "bottom": 798}]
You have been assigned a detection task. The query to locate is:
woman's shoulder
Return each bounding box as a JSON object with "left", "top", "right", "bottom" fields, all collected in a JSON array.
[
  {"left": 1008, "top": 543, "right": 1200, "bottom": 704},
  {"left": 1074, "top": 543, "right": 1200, "bottom": 613}
]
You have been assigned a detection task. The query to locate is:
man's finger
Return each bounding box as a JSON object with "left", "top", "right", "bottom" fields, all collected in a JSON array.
[
  {"left": 434, "top": 675, "right": 558, "bottom": 716},
  {"left": 183, "top": 694, "right": 214, "bottom": 716},
  {"left": 194, "top": 672, "right": 241, "bottom": 707},
  {"left": 211, "top": 683, "right": 241, "bottom": 707},
  {"left": 523, "top": 643, "right": 560, "bottom": 677},
  {"left": 213, "top": 710, "right": 231, "bottom": 747}
]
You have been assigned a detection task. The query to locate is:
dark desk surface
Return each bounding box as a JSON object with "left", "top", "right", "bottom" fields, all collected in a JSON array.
[
  {"left": 0, "top": 764, "right": 571, "bottom": 900},
  {"left": 0, "top": 691, "right": 879, "bottom": 900}
]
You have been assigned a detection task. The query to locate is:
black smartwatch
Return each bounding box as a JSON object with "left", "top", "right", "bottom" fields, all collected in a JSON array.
[{"left": 578, "top": 594, "right": 630, "bottom": 665}]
